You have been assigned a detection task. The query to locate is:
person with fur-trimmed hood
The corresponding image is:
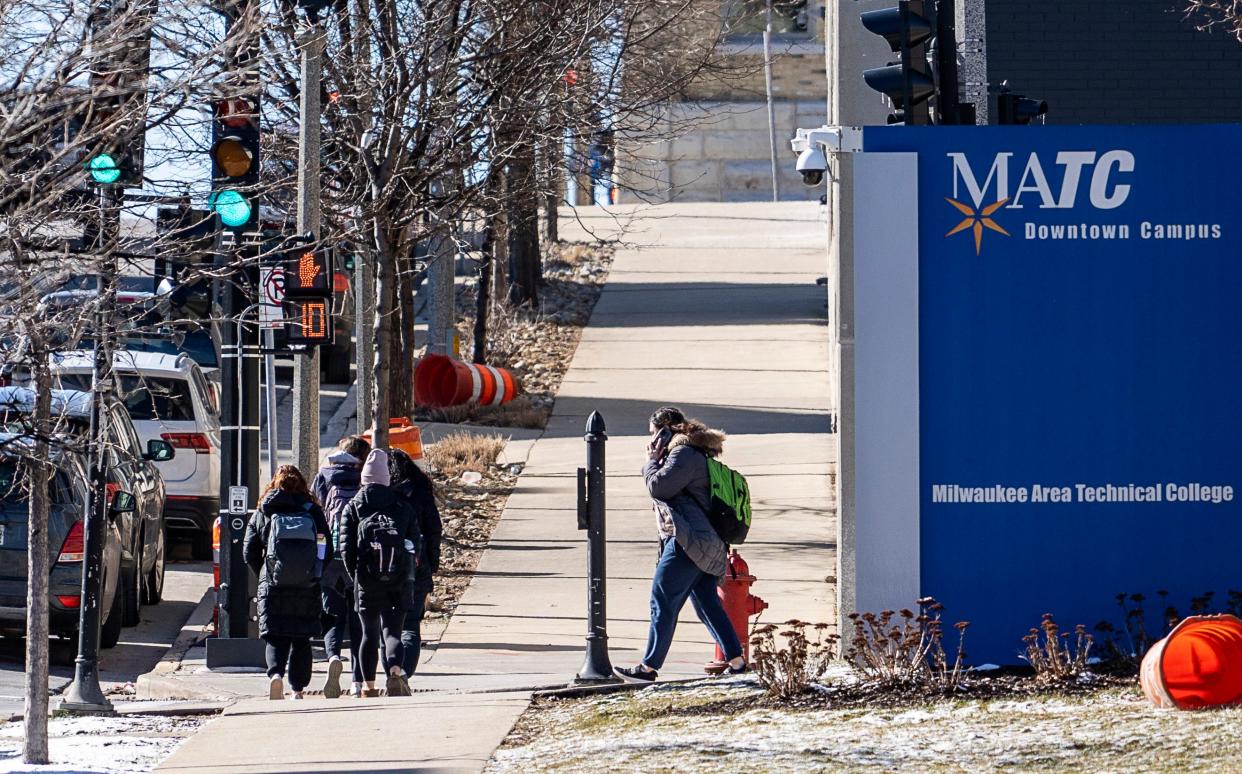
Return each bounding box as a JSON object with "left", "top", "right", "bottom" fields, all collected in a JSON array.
[{"left": 615, "top": 407, "right": 745, "bottom": 683}]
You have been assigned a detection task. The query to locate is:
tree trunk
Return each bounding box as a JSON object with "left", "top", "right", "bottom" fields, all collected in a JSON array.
[
  {"left": 371, "top": 223, "right": 395, "bottom": 449},
  {"left": 473, "top": 249, "right": 491, "bottom": 364},
  {"left": 542, "top": 124, "right": 562, "bottom": 245},
  {"left": 394, "top": 247, "right": 414, "bottom": 418},
  {"left": 23, "top": 346, "right": 52, "bottom": 764},
  {"left": 506, "top": 142, "right": 541, "bottom": 307}
]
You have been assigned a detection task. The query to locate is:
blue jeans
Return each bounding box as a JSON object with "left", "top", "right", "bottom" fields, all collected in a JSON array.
[{"left": 642, "top": 539, "right": 742, "bottom": 670}]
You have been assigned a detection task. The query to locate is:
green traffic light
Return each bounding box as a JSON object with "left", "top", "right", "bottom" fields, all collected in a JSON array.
[
  {"left": 209, "top": 189, "right": 252, "bottom": 228},
  {"left": 87, "top": 153, "right": 121, "bottom": 184}
]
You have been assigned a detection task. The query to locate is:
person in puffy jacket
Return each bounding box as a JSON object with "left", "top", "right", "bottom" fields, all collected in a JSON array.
[
  {"left": 340, "top": 449, "right": 421, "bottom": 697},
  {"left": 615, "top": 406, "right": 744, "bottom": 683},
  {"left": 383, "top": 448, "right": 442, "bottom": 678},
  {"left": 243, "top": 465, "right": 332, "bottom": 700},
  {"left": 312, "top": 435, "right": 370, "bottom": 698}
]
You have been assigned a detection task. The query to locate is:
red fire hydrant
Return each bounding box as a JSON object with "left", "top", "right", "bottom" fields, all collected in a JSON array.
[{"left": 706, "top": 549, "right": 767, "bottom": 673}]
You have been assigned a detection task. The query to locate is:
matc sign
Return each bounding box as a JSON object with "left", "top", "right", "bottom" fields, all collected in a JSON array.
[{"left": 853, "top": 124, "right": 1242, "bottom": 664}]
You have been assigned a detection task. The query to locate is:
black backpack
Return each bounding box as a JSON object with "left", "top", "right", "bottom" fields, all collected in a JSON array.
[
  {"left": 265, "top": 503, "right": 322, "bottom": 587},
  {"left": 356, "top": 509, "right": 411, "bottom": 588}
]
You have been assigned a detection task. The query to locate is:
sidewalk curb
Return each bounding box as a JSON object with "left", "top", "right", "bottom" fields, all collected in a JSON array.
[{"left": 134, "top": 587, "right": 216, "bottom": 700}]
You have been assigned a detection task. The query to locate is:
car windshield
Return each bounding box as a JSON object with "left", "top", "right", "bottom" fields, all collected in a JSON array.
[
  {"left": 67, "top": 330, "right": 218, "bottom": 370},
  {"left": 58, "top": 374, "right": 195, "bottom": 421}
]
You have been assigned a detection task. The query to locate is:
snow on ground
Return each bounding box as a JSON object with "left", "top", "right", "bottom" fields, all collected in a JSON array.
[
  {"left": 0, "top": 715, "right": 206, "bottom": 773},
  {"left": 488, "top": 677, "right": 1242, "bottom": 773}
]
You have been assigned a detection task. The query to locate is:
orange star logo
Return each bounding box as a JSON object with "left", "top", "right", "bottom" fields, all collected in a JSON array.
[{"left": 945, "top": 197, "right": 1010, "bottom": 255}]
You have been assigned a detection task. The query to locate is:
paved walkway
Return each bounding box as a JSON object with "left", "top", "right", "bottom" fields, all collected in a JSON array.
[{"left": 157, "top": 201, "right": 833, "bottom": 773}]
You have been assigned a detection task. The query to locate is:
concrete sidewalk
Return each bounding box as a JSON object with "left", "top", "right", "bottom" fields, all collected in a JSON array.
[{"left": 156, "top": 202, "right": 832, "bottom": 773}]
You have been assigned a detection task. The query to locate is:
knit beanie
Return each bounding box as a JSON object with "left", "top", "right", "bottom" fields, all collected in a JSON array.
[{"left": 361, "top": 449, "right": 390, "bottom": 486}]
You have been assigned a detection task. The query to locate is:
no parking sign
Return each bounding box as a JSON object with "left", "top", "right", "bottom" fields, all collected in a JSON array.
[{"left": 259, "top": 266, "right": 285, "bottom": 329}]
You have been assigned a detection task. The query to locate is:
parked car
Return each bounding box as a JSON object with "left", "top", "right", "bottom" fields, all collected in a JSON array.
[
  {"left": 0, "top": 387, "right": 173, "bottom": 626},
  {"left": 0, "top": 436, "right": 127, "bottom": 648},
  {"left": 52, "top": 351, "right": 221, "bottom": 560}
]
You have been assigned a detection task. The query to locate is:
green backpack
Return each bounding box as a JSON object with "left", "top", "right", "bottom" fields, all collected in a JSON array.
[{"left": 705, "top": 457, "right": 751, "bottom": 544}]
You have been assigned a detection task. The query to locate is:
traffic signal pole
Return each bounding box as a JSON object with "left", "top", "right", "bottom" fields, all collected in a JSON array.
[
  {"left": 292, "top": 22, "right": 324, "bottom": 473},
  {"left": 61, "top": 186, "right": 119, "bottom": 714}
]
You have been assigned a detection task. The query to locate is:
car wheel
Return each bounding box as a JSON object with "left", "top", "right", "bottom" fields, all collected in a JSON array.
[
  {"left": 142, "top": 526, "right": 165, "bottom": 606},
  {"left": 121, "top": 549, "right": 141, "bottom": 627},
  {"left": 100, "top": 579, "right": 123, "bottom": 649},
  {"left": 191, "top": 530, "right": 213, "bottom": 561}
]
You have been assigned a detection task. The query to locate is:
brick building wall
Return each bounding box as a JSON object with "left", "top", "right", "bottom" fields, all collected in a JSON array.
[{"left": 985, "top": 0, "right": 1242, "bottom": 123}]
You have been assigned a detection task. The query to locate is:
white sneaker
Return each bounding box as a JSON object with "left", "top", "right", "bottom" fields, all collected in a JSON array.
[
  {"left": 350, "top": 682, "right": 362, "bottom": 698},
  {"left": 291, "top": 691, "right": 304, "bottom": 700},
  {"left": 269, "top": 675, "right": 284, "bottom": 700},
  {"left": 324, "top": 656, "right": 343, "bottom": 699}
]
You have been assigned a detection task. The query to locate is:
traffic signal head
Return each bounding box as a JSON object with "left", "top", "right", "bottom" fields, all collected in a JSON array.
[
  {"left": 861, "top": 0, "right": 935, "bottom": 126},
  {"left": 998, "top": 92, "right": 1048, "bottom": 125},
  {"left": 87, "top": 152, "right": 122, "bottom": 184},
  {"left": 210, "top": 96, "right": 260, "bottom": 231}
]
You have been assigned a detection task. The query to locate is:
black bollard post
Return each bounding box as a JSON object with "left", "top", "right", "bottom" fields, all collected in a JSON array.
[{"left": 575, "top": 411, "right": 621, "bottom": 684}]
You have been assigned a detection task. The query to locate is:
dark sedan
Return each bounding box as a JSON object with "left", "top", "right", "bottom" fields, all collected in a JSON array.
[{"left": 0, "top": 443, "right": 127, "bottom": 648}]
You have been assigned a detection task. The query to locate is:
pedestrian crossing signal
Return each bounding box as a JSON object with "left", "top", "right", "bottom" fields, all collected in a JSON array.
[{"left": 285, "top": 298, "right": 333, "bottom": 345}]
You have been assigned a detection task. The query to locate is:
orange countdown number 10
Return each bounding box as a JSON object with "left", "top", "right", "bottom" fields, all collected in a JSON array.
[{"left": 301, "top": 301, "right": 327, "bottom": 339}]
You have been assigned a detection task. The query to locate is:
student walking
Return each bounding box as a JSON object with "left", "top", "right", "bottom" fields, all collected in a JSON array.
[
  {"left": 340, "top": 449, "right": 421, "bottom": 697},
  {"left": 386, "top": 449, "right": 442, "bottom": 677},
  {"left": 312, "top": 435, "right": 370, "bottom": 698},
  {"left": 616, "top": 407, "right": 745, "bottom": 683},
  {"left": 243, "top": 465, "right": 332, "bottom": 700}
]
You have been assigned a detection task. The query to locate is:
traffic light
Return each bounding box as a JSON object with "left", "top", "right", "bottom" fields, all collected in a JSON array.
[
  {"left": 209, "top": 96, "right": 260, "bottom": 230},
  {"left": 84, "top": 1, "right": 154, "bottom": 186},
  {"left": 283, "top": 243, "right": 334, "bottom": 346},
  {"left": 861, "top": 0, "right": 935, "bottom": 126},
  {"left": 997, "top": 91, "right": 1048, "bottom": 125}
]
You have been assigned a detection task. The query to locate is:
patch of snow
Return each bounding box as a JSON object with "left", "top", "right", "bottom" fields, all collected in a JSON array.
[{"left": 0, "top": 715, "right": 206, "bottom": 773}]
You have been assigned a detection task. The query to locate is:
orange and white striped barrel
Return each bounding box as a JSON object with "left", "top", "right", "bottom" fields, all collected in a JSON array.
[
  {"left": 414, "top": 354, "right": 520, "bottom": 408},
  {"left": 1141, "top": 614, "right": 1242, "bottom": 709}
]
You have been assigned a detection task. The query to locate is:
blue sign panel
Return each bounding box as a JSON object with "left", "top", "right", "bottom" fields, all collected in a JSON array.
[{"left": 863, "top": 125, "right": 1242, "bottom": 664}]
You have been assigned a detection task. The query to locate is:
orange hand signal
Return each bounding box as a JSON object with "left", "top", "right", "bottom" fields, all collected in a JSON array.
[{"left": 298, "top": 251, "right": 320, "bottom": 287}]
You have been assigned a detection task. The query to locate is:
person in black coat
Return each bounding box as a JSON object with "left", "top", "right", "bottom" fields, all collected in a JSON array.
[
  {"left": 243, "top": 465, "right": 332, "bottom": 700},
  {"left": 340, "top": 449, "right": 421, "bottom": 697},
  {"left": 385, "top": 449, "right": 442, "bottom": 677},
  {"left": 311, "top": 435, "right": 370, "bottom": 698}
]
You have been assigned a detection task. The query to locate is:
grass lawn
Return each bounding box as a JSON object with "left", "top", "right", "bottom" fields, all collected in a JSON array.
[{"left": 488, "top": 675, "right": 1242, "bottom": 773}]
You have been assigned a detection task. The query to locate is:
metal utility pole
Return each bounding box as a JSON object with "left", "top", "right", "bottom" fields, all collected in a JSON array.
[
  {"left": 575, "top": 411, "right": 620, "bottom": 684},
  {"left": 214, "top": 235, "right": 262, "bottom": 646},
  {"left": 292, "top": 22, "right": 324, "bottom": 474},
  {"left": 763, "top": 0, "right": 780, "bottom": 202},
  {"left": 426, "top": 233, "right": 455, "bottom": 357},
  {"left": 61, "top": 187, "right": 119, "bottom": 714}
]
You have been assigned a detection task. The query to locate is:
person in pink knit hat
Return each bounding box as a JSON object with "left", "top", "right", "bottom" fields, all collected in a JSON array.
[{"left": 339, "top": 449, "right": 422, "bottom": 697}]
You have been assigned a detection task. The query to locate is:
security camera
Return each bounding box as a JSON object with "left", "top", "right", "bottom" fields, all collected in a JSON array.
[{"left": 796, "top": 146, "right": 827, "bottom": 187}]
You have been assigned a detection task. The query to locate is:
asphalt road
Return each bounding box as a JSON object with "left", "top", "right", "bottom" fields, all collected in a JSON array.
[{"left": 0, "top": 558, "right": 212, "bottom": 717}]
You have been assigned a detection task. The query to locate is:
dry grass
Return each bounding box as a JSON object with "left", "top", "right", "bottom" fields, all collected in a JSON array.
[
  {"left": 424, "top": 431, "right": 507, "bottom": 478},
  {"left": 427, "top": 395, "right": 549, "bottom": 430}
]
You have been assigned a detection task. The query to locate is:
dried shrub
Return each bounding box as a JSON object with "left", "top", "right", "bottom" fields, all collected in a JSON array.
[
  {"left": 1022, "top": 614, "right": 1093, "bottom": 684},
  {"left": 847, "top": 597, "right": 969, "bottom": 690},
  {"left": 424, "top": 431, "right": 507, "bottom": 478},
  {"left": 750, "top": 620, "right": 839, "bottom": 699}
]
